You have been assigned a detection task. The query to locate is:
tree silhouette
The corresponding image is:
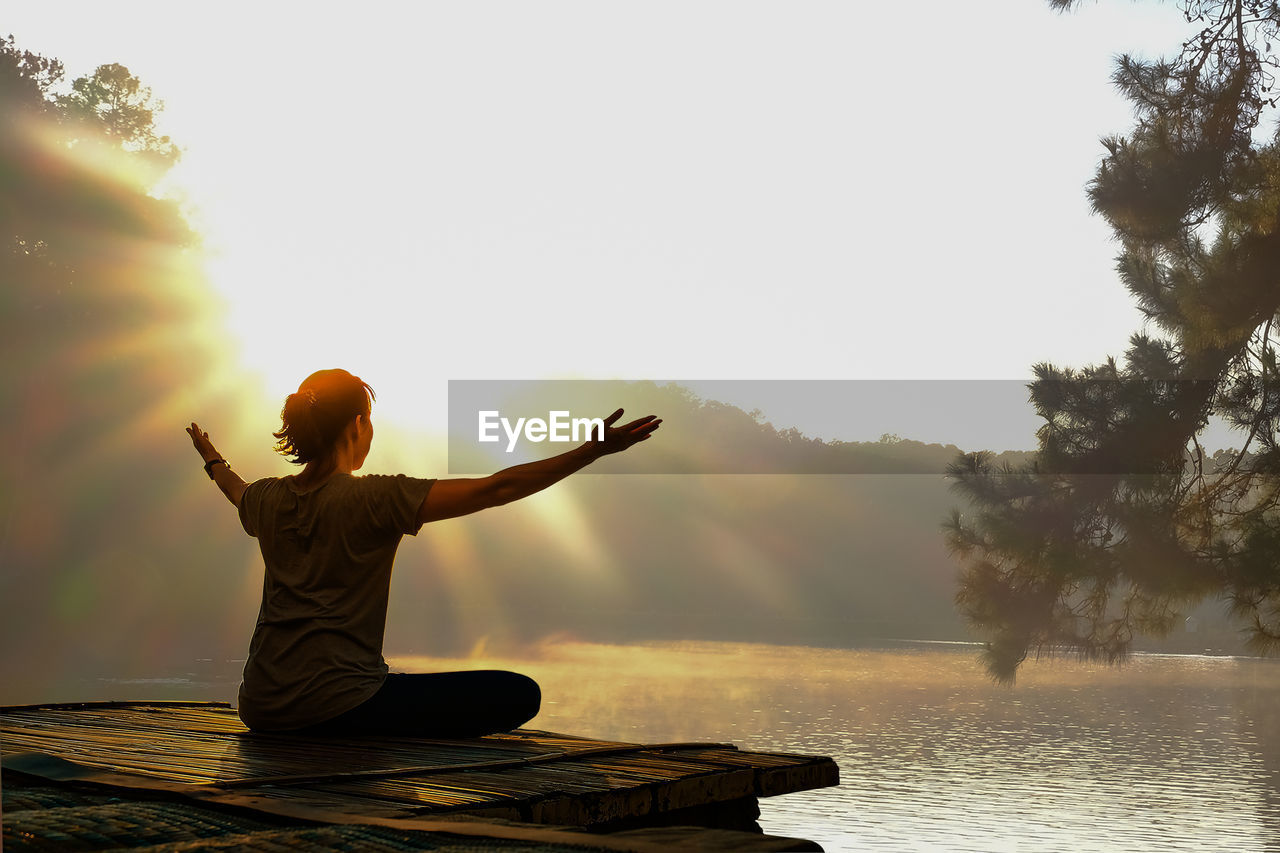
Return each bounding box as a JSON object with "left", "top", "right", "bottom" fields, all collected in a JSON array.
[
  {"left": 946, "top": 2, "right": 1280, "bottom": 681},
  {"left": 2, "top": 36, "right": 189, "bottom": 282}
]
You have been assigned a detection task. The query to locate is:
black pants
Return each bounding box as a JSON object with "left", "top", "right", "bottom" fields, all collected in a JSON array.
[{"left": 294, "top": 670, "right": 541, "bottom": 738}]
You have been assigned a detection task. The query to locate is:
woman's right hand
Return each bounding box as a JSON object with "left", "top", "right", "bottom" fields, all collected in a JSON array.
[{"left": 186, "top": 422, "right": 221, "bottom": 463}]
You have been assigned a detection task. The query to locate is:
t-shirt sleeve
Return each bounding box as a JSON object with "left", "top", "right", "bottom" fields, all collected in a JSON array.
[
  {"left": 363, "top": 475, "right": 437, "bottom": 537},
  {"left": 237, "top": 478, "right": 270, "bottom": 537}
]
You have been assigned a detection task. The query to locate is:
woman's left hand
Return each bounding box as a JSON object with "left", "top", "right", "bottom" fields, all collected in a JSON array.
[{"left": 590, "top": 409, "right": 661, "bottom": 457}]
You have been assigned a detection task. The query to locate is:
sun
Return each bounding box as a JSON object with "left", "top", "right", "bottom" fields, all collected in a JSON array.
[{"left": 200, "top": 235, "right": 453, "bottom": 436}]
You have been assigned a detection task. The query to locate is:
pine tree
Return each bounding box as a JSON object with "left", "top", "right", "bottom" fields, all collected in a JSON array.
[{"left": 946, "top": 1, "right": 1280, "bottom": 681}]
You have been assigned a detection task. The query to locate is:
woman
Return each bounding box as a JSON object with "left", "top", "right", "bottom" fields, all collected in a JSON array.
[{"left": 185, "top": 368, "right": 659, "bottom": 737}]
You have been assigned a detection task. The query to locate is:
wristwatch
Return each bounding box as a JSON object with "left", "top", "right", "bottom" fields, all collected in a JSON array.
[{"left": 204, "top": 458, "right": 229, "bottom": 479}]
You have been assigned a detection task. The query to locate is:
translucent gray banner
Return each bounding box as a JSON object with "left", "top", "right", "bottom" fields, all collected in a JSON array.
[
  {"left": 446, "top": 379, "right": 1255, "bottom": 474},
  {"left": 450, "top": 379, "right": 1030, "bottom": 474}
]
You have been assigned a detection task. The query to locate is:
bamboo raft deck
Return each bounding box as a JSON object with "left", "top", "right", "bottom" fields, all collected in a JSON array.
[{"left": 2, "top": 701, "right": 838, "bottom": 851}]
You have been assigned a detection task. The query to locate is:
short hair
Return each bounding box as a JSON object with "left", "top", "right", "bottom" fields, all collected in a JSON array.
[{"left": 272, "top": 369, "right": 375, "bottom": 464}]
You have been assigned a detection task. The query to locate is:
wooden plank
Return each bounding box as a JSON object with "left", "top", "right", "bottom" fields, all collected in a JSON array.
[{"left": 671, "top": 748, "right": 840, "bottom": 796}]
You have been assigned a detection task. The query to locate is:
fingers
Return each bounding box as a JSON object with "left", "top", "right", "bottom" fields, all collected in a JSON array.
[
  {"left": 621, "top": 416, "right": 661, "bottom": 436},
  {"left": 187, "top": 422, "right": 213, "bottom": 452},
  {"left": 602, "top": 411, "right": 659, "bottom": 431},
  {"left": 599, "top": 411, "right": 661, "bottom": 446}
]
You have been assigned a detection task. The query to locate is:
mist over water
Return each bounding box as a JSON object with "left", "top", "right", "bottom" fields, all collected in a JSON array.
[{"left": 3, "top": 379, "right": 1252, "bottom": 705}]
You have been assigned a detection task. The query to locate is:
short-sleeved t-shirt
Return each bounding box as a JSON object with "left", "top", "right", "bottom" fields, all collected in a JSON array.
[{"left": 236, "top": 472, "right": 436, "bottom": 731}]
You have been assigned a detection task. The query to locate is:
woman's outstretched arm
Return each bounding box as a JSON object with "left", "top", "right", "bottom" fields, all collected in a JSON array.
[
  {"left": 186, "top": 422, "right": 248, "bottom": 508},
  {"left": 417, "top": 408, "right": 659, "bottom": 524}
]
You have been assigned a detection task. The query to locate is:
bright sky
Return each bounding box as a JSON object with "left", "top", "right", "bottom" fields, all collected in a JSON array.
[{"left": 6, "top": 1, "right": 1197, "bottom": 445}]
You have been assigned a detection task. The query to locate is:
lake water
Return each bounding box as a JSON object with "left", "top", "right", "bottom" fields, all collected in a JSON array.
[
  {"left": 394, "top": 641, "right": 1280, "bottom": 852},
  {"left": 88, "top": 641, "right": 1280, "bottom": 852}
]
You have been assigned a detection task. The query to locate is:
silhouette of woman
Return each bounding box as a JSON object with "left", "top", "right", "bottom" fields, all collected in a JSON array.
[{"left": 186, "top": 368, "right": 659, "bottom": 736}]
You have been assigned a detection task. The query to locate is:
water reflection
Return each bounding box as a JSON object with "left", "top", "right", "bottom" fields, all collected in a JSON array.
[{"left": 392, "top": 642, "right": 1280, "bottom": 852}]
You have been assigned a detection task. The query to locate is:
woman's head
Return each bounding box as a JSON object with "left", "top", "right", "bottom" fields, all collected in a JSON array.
[{"left": 273, "top": 369, "right": 375, "bottom": 465}]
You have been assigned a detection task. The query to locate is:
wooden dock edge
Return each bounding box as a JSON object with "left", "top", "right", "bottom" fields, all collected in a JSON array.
[{"left": 3, "top": 752, "right": 826, "bottom": 852}]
